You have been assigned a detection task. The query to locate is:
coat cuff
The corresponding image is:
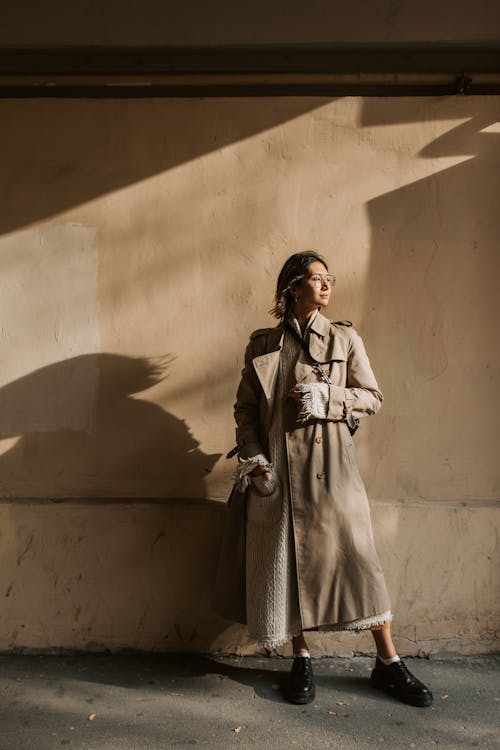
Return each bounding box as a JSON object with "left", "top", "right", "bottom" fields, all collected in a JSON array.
[
  {"left": 237, "top": 440, "right": 265, "bottom": 461},
  {"left": 327, "top": 384, "right": 348, "bottom": 420}
]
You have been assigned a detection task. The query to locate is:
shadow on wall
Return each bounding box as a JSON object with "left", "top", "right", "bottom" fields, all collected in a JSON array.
[
  {"left": 0, "top": 98, "right": 325, "bottom": 236},
  {"left": 359, "top": 98, "right": 499, "bottom": 504},
  {"left": 351, "top": 99, "right": 500, "bottom": 638},
  {"left": 0, "top": 353, "right": 220, "bottom": 498},
  {"left": 0, "top": 97, "right": 329, "bottom": 650},
  {"left": 0, "top": 354, "right": 235, "bottom": 651}
]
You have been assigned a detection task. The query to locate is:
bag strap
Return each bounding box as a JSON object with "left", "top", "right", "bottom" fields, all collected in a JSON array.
[{"left": 284, "top": 322, "right": 332, "bottom": 384}]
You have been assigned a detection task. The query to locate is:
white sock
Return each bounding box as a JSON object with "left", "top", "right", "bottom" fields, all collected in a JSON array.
[
  {"left": 379, "top": 654, "right": 401, "bottom": 666},
  {"left": 294, "top": 651, "right": 311, "bottom": 658}
]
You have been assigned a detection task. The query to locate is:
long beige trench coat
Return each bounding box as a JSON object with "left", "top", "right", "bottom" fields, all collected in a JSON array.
[{"left": 233, "top": 311, "right": 391, "bottom": 634}]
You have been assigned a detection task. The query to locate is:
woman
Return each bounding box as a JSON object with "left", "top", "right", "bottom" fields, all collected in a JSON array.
[{"left": 231, "top": 251, "right": 432, "bottom": 707}]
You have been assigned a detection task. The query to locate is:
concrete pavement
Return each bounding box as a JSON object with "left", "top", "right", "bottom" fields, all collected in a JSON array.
[{"left": 0, "top": 654, "right": 498, "bottom": 749}]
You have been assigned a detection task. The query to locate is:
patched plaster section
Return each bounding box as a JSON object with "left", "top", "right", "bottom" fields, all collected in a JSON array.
[{"left": 0, "top": 224, "right": 100, "bottom": 435}]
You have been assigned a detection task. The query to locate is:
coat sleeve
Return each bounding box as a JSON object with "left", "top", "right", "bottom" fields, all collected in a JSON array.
[
  {"left": 234, "top": 337, "right": 267, "bottom": 460},
  {"left": 326, "top": 327, "right": 383, "bottom": 423}
]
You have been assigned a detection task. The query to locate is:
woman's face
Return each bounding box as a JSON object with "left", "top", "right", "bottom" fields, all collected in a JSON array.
[{"left": 294, "top": 261, "right": 333, "bottom": 312}]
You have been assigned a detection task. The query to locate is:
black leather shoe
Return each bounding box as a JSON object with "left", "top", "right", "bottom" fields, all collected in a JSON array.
[
  {"left": 370, "top": 658, "right": 433, "bottom": 707},
  {"left": 287, "top": 655, "right": 315, "bottom": 704}
]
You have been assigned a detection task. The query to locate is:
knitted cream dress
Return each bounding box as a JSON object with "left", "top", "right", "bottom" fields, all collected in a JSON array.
[{"left": 245, "top": 326, "right": 307, "bottom": 649}]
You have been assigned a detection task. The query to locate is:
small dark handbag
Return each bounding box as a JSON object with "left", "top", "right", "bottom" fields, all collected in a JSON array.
[{"left": 213, "top": 483, "right": 247, "bottom": 625}]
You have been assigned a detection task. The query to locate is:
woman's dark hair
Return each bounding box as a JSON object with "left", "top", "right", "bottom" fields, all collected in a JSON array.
[{"left": 270, "top": 251, "right": 328, "bottom": 320}]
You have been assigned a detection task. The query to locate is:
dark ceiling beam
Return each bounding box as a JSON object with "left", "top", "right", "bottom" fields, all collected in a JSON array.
[{"left": 0, "top": 45, "right": 499, "bottom": 97}]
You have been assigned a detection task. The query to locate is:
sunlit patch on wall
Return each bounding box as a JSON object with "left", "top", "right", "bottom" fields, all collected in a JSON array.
[
  {"left": 479, "top": 122, "right": 500, "bottom": 133},
  {"left": 0, "top": 437, "right": 20, "bottom": 457}
]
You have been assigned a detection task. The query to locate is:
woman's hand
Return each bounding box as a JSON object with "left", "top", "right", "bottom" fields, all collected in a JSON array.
[
  {"left": 250, "top": 463, "right": 276, "bottom": 496},
  {"left": 288, "top": 385, "right": 302, "bottom": 401},
  {"left": 251, "top": 464, "right": 272, "bottom": 482}
]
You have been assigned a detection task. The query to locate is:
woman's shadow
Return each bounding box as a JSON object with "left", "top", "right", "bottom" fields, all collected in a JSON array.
[
  {"left": 0, "top": 353, "right": 226, "bottom": 650},
  {"left": 0, "top": 353, "right": 220, "bottom": 498}
]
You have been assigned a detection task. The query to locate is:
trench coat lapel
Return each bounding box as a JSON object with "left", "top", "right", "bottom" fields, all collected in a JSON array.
[
  {"left": 308, "top": 312, "right": 347, "bottom": 363},
  {"left": 292, "top": 312, "right": 333, "bottom": 383},
  {"left": 252, "top": 329, "right": 284, "bottom": 412}
]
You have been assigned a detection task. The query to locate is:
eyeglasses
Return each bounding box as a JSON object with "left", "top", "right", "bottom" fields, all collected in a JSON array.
[{"left": 309, "top": 273, "right": 336, "bottom": 288}]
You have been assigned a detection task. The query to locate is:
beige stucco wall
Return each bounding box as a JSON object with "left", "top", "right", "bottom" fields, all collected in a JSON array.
[{"left": 0, "top": 96, "right": 498, "bottom": 654}]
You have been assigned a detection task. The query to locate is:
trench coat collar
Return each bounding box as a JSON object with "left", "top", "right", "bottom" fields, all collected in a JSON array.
[
  {"left": 307, "top": 310, "right": 347, "bottom": 363},
  {"left": 252, "top": 311, "right": 345, "bottom": 408},
  {"left": 308, "top": 310, "right": 331, "bottom": 337},
  {"left": 253, "top": 312, "right": 347, "bottom": 411}
]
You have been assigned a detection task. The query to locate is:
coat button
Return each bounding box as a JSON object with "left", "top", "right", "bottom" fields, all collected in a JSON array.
[
  {"left": 316, "top": 472, "right": 325, "bottom": 480},
  {"left": 315, "top": 436, "right": 323, "bottom": 444}
]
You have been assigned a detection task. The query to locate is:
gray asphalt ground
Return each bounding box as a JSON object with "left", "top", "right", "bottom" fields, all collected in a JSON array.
[{"left": 0, "top": 654, "right": 498, "bottom": 750}]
